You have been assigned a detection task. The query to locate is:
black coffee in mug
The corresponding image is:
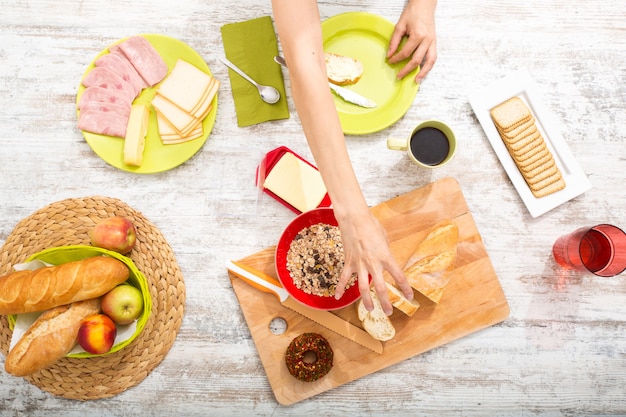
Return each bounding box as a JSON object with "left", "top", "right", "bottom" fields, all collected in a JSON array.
[
  {"left": 387, "top": 119, "right": 456, "bottom": 168},
  {"left": 409, "top": 127, "right": 450, "bottom": 166}
]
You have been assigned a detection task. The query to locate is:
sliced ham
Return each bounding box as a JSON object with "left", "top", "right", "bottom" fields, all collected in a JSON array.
[
  {"left": 115, "top": 36, "right": 168, "bottom": 86},
  {"left": 82, "top": 67, "right": 136, "bottom": 103},
  {"left": 95, "top": 53, "right": 143, "bottom": 97},
  {"left": 77, "top": 35, "right": 168, "bottom": 139},
  {"left": 109, "top": 49, "right": 149, "bottom": 89},
  {"left": 78, "top": 108, "right": 129, "bottom": 138},
  {"left": 78, "top": 86, "right": 132, "bottom": 111},
  {"left": 79, "top": 101, "right": 131, "bottom": 119}
]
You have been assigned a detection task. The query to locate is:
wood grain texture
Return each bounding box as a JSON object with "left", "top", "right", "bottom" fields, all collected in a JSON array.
[
  {"left": 1, "top": 0, "right": 625, "bottom": 415},
  {"left": 231, "top": 178, "right": 509, "bottom": 405}
]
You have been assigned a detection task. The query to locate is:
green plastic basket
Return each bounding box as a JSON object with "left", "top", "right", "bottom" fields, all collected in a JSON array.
[{"left": 8, "top": 245, "right": 152, "bottom": 358}]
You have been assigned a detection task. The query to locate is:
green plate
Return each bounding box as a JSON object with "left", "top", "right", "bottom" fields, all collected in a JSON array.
[
  {"left": 76, "top": 34, "right": 218, "bottom": 174},
  {"left": 8, "top": 245, "right": 152, "bottom": 358},
  {"left": 321, "top": 12, "right": 420, "bottom": 135}
]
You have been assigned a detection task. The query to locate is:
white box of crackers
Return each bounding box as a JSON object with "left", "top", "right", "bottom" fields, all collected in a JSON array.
[
  {"left": 489, "top": 96, "right": 566, "bottom": 198},
  {"left": 468, "top": 69, "right": 591, "bottom": 217}
]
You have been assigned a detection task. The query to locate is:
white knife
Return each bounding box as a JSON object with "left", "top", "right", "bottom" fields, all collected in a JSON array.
[
  {"left": 327, "top": 83, "right": 378, "bottom": 108},
  {"left": 274, "top": 56, "right": 378, "bottom": 108},
  {"left": 226, "top": 260, "right": 383, "bottom": 354}
]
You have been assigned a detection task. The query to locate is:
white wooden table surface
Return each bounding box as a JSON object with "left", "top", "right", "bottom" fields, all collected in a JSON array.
[{"left": 1, "top": 0, "right": 625, "bottom": 415}]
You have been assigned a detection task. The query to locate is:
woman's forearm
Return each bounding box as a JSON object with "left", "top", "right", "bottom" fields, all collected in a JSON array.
[
  {"left": 271, "top": 0, "right": 370, "bottom": 219},
  {"left": 271, "top": 0, "right": 415, "bottom": 313}
]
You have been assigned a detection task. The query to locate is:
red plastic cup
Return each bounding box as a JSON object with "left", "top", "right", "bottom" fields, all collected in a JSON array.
[{"left": 552, "top": 224, "right": 626, "bottom": 277}]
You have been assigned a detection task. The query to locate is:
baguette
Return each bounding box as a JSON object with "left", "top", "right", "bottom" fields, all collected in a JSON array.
[
  {"left": 405, "top": 221, "right": 459, "bottom": 267},
  {"left": 357, "top": 289, "right": 395, "bottom": 341},
  {"left": 384, "top": 281, "right": 420, "bottom": 316},
  {"left": 0, "top": 256, "right": 129, "bottom": 315},
  {"left": 403, "top": 220, "right": 459, "bottom": 303},
  {"left": 403, "top": 251, "right": 456, "bottom": 277},
  {"left": 5, "top": 298, "right": 101, "bottom": 376}
]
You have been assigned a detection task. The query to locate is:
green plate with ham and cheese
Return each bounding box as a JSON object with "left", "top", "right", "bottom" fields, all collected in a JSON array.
[
  {"left": 76, "top": 34, "right": 218, "bottom": 174},
  {"left": 321, "top": 12, "right": 420, "bottom": 135}
]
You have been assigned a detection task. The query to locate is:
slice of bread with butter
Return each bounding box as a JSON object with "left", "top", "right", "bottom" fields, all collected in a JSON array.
[{"left": 324, "top": 53, "right": 363, "bottom": 86}]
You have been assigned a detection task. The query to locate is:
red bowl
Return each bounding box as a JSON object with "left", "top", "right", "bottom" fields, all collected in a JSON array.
[{"left": 275, "top": 207, "right": 362, "bottom": 310}]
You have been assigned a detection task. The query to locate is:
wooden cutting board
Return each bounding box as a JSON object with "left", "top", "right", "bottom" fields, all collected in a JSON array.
[{"left": 228, "top": 177, "right": 510, "bottom": 405}]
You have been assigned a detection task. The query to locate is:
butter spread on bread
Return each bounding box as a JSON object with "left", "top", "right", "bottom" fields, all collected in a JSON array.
[
  {"left": 4, "top": 298, "right": 101, "bottom": 376},
  {"left": 0, "top": 256, "right": 129, "bottom": 315},
  {"left": 403, "top": 220, "right": 459, "bottom": 303},
  {"left": 325, "top": 53, "right": 363, "bottom": 86}
]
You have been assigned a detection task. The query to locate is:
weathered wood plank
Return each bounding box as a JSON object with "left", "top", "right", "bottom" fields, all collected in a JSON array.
[{"left": 0, "top": 0, "right": 624, "bottom": 415}]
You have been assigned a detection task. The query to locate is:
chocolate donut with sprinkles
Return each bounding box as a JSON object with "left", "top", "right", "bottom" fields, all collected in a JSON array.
[{"left": 285, "top": 333, "right": 334, "bottom": 382}]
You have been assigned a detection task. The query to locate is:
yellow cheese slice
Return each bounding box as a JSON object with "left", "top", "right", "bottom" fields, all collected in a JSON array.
[
  {"left": 156, "top": 112, "right": 203, "bottom": 144},
  {"left": 161, "top": 131, "right": 204, "bottom": 144},
  {"left": 123, "top": 104, "right": 150, "bottom": 166},
  {"left": 188, "top": 78, "right": 219, "bottom": 119},
  {"left": 157, "top": 59, "right": 213, "bottom": 116},
  {"left": 180, "top": 102, "right": 212, "bottom": 136},
  {"left": 152, "top": 59, "right": 219, "bottom": 142},
  {"left": 155, "top": 111, "right": 178, "bottom": 136},
  {"left": 263, "top": 152, "right": 327, "bottom": 213},
  {"left": 151, "top": 93, "right": 198, "bottom": 135}
]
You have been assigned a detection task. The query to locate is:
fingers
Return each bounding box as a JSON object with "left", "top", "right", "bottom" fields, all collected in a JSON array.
[
  {"left": 335, "top": 263, "right": 395, "bottom": 316},
  {"left": 335, "top": 263, "right": 376, "bottom": 311},
  {"left": 387, "top": 9, "right": 437, "bottom": 82},
  {"left": 371, "top": 276, "right": 393, "bottom": 316},
  {"left": 334, "top": 267, "right": 353, "bottom": 301},
  {"left": 392, "top": 38, "right": 437, "bottom": 82},
  {"left": 332, "top": 212, "right": 399, "bottom": 316},
  {"left": 388, "top": 33, "right": 420, "bottom": 64},
  {"left": 386, "top": 259, "right": 414, "bottom": 301},
  {"left": 414, "top": 45, "right": 437, "bottom": 82},
  {"left": 387, "top": 23, "right": 409, "bottom": 60},
  {"left": 356, "top": 273, "right": 374, "bottom": 312},
  {"left": 395, "top": 49, "right": 424, "bottom": 80}
]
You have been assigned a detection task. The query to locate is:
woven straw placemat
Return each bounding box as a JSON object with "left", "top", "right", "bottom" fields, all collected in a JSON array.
[{"left": 0, "top": 196, "right": 186, "bottom": 400}]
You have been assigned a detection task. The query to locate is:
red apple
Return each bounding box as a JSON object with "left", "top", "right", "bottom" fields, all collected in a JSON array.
[
  {"left": 77, "top": 314, "right": 117, "bottom": 354},
  {"left": 101, "top": 284, "right": 144, "bottom": 325},
  {"left": 90, "top": 216, "right": 137, "bottom": 254}
]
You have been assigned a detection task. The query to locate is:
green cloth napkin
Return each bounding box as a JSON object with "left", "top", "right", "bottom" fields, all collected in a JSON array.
[{"left": 221, "top": 16, "right": 290, "bottom": 127}]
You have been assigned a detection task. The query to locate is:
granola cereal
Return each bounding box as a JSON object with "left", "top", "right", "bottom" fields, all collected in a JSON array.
[{"left": 286, "top": 223, "right": 356, "bottom": 297}]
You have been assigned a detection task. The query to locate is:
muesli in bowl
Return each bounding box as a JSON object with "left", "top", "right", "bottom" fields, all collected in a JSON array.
[{"left": 275, "top": 208, "right": 363, "bottom": 310}]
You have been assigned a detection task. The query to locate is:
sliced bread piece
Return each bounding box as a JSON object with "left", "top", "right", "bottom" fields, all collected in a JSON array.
[
  {"left": 357, "top": 289, "right": 395, "bottom": 341},
  {"left": 325, "top": 53, "right": 363, "bottom": 86},
  {"left": 385, "top": 281, "right": 420, "bottom": 316}
]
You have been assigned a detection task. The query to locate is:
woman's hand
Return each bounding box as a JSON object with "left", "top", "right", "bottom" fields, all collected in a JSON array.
[
  {"left": 333, "top": 208, "right": 414, "bottom": 315},
  {"left": 387, "top": 0, "right": 438, "bottom": 83}
]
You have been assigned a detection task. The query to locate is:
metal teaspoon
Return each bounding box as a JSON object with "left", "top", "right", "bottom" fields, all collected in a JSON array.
[{"left": 219, "top": 57, "right": 280, "bottom": 104}]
